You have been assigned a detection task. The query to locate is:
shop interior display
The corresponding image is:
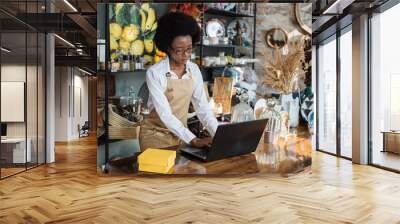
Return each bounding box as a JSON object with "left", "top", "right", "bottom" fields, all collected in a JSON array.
[
  {"left": 100, "top": 3, "right": 311, "bottom": 136},
  {"left": 97, "top": 2, "right": 313, "bottom": 175},
  {"left": 103, "top": 3, "right": 258, "bottom": 132}
]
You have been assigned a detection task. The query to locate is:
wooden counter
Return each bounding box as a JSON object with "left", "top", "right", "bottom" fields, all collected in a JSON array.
[{"left": 100, "top": 133, "right": 312, "bottom": 176}]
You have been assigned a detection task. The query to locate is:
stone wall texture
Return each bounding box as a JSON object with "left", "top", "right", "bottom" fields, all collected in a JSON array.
[{"left": 252, "top": 3, "right": 312, "bottom": 93}]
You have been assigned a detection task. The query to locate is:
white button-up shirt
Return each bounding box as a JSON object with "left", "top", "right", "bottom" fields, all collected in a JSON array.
[{"left": 146, "top": 57, "right": 218, "bottom": 144}]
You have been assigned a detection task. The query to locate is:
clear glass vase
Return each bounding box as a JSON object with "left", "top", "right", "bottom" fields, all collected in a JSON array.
[
  {"left": 259, "top": 98, "right": 281, "bottom": 143},
  {"left": 280, "top": 93, "right": 300, "bottom": 128},
  {"left": 231, "top": 92, "right": 254, "bottom": 123}
]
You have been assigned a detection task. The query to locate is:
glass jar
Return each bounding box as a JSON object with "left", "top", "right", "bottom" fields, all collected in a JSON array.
[
  {"left": 129, "top": 54, "right": 135, "bottom": 71},
  {"left": 121, "top": 54, "right": 130, "bottom": 71},
  {"left": 259, "top": 98, "right": 281, "bottom": 143},
  {"left": 231, "top": 92, "right": 254, "bottom": 123},
  {"left": 111, "top": 58, "right": 120, "bottom": 72}
]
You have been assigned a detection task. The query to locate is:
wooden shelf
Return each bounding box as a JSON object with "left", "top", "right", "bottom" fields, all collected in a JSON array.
[
  {"left": 97, "top": 70, "right": 147, "bottom": 75},
  {"left": 204, "top": 8, "right": 254, "bottom": 18},
  {"left": 200, "top": 62, "right": 256, "bottom": 69},
  {"left": 200, "top": 65, "right": 226, "bottom": 69},
  {"left": 197, "top": 43, "right": 251, "bottom": 49}
]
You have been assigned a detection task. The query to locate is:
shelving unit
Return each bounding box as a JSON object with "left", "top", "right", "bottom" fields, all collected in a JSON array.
[
  {"left": 200, "top": 62, "right": 256, "bottom": 69},
  {"left": 197, "top": 43, "right": 252, "bottom": 49},
  {"left": 99, "top": 3, "right": 258, "bottom": 172},
  {"left": 204, "top": 7, "right": 254, "bottom": 18},
  {"left": 198, "top": 4, "right": 257, "bottom": 82},
  {"left": 97, "top": 70, "right": 147, "bottom": 75}
]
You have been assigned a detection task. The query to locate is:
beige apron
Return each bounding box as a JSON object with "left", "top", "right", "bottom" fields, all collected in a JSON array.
[{"left": 139, "top": 70, "right": 194, "bottom": 151}]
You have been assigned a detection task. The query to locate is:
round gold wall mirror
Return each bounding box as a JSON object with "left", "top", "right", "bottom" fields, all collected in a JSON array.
[
  {"left": 294, "top": 3, "right": 312, "bottom": 36},
  {"left": 264, "top": 28, "right": 288, "bottom": 49}
]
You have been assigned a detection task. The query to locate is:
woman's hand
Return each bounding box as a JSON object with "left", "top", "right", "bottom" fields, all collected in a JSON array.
[{"left": 190, "top": 137, "right": 212, "bottom": 148}]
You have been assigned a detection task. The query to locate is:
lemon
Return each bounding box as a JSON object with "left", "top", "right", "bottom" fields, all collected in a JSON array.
[
  {"left": 119, "top": 39, "right": 130, "bottom": 50},
  {"left": 130, "top": 39, "right": 144, "bottom": 56},
  {"left": 110, "top": 23, "right": 122, "bottom": 40},
  {"left": 121, "top": 24, "right": 140, "bottom": 42},
  {"left": 110, "top": 37, "right": 119, "bottom": 50},
  {"left": 144, "top": 39, "right": 154, "bottom": 53}
]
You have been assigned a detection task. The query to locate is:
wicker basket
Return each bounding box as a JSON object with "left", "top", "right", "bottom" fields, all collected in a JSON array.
[
  {"left": 109, "top": 126, "right": 140, "bottom": 140},
  {"left": 108, "top": 104, "right": 141, "bottom": 140}
]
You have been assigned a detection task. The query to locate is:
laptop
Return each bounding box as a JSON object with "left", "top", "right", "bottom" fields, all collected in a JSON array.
[{"left": 180, "top": 119, "right": 268, "bottom": 162}]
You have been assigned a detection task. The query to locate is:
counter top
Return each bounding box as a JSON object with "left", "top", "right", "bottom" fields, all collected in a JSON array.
[{"left": 100, "top": 133, "right": 312, "bottom": 176}]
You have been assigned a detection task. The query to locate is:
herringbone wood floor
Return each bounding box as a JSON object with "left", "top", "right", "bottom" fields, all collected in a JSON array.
[{"left": 1, "top": 136, "right": 400, "bottom": 224}]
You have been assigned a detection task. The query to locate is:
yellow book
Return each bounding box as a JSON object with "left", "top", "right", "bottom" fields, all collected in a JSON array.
[
  {"left": 139, "top": 163, "right": 174, "bottom": 174},
  {"left": 138, "top": 148, "right": 176, "bottom": 173}
]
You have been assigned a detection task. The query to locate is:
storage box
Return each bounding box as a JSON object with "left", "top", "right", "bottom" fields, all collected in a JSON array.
[
  {"left": 138, "top": 148, "right": 176, "bottom": 174},
  {"left": 138, "top": 163, "right": 175, "bottom": 174}
]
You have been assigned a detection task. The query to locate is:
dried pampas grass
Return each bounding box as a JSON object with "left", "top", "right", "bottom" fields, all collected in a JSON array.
[{"left": 261, "top": 37, "right": 306, "bottom": 95}]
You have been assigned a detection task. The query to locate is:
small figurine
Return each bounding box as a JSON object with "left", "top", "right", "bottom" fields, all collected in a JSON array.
[{"left": 232, "top": 20, "right": 244, "bottom": 46}]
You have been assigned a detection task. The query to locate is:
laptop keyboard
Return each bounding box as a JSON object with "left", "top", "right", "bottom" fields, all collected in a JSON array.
[{"left": 181, "top": 146, "right": 208, "bottom": 159}]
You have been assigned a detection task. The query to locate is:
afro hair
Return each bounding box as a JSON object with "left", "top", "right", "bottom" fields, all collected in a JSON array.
[{"left": 154, "top": 12, "right": 201, "bottom": 54}]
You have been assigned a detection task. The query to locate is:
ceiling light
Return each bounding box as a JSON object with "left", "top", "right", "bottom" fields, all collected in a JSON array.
[
  {"left": 78, "top": 67, "right": 93, "bottom": 76},
  {"left": 63, "top": 0, "right": 78, "bottom": 12},
  {"left": 54, "top": 34, "right": 75, "bottom": 48},
  {"left": 1, "top": 47, "right": 11, "bottom": 53}
]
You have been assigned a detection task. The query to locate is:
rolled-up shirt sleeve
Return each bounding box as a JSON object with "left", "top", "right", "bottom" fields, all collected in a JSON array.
[
  {"left": 146, "top": 68, "right": 196, "bottom": 144},
  {"left": 190, "top": 65, "right": 219, "bottom": 136}
]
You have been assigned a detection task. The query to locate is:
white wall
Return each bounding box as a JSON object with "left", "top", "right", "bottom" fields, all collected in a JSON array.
[
  {"left": 1, "top": 65, "right": 40, "bottom": 137},
  {"left": 1, "top": 64, "right": 46, "bottom": 164},
  {"left": 55, "top": 67, "right": 89, "bottom": 141}
]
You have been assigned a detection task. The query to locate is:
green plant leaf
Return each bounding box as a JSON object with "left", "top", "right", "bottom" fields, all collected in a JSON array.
[
  {"left": 145, "top": 30, "right": 156, "bottom": 40},
  {"left": 116, "top": 4, "right": 131, "bottom": 27},
  {"left": 130, "top": 5, "right": 140, "bottom": 26},
  {"left": 109, "top": 4, "right": 115, "bottom": 21}
]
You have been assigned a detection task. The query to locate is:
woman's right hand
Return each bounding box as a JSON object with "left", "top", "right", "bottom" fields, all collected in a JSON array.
[{"left": 190, "top": 137, "right": 212, "bottom": 148}]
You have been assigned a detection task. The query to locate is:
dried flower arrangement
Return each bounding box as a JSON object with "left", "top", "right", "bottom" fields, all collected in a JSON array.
[{"left": 260, "top": 37, "right": 306, "bottom": 95}]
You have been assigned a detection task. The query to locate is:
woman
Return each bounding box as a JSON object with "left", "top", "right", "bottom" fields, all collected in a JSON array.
[{"left": 139, "top": 12, "right": 218, "bottom": 151}]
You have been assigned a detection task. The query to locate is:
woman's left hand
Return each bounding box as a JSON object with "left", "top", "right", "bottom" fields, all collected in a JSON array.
[{"left": 190, "top": 137, "right": 212, "bottom": 148}]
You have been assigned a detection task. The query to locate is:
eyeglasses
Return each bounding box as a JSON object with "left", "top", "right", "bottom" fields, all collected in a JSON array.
[{"left": 170, "top": 47, "right": 194, "bottom": 56}]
